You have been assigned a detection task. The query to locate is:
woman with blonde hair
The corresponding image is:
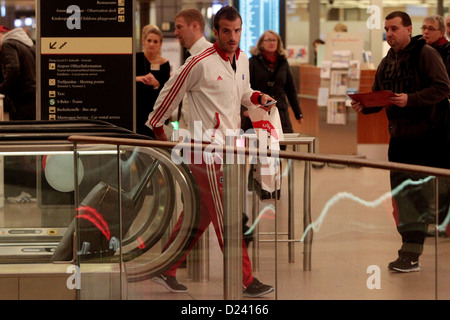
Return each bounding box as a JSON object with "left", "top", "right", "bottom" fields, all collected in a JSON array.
[
  {"left": 243, "top": 30, "right": 303, "bottom": 145},
  {"left": 136, "top": 24, "right": 170, "bottom": 137}
]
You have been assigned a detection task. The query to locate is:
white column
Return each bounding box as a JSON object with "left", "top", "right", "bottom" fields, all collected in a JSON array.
[{"left": 369, "top": 0, "right": 384, "bottom": 66}]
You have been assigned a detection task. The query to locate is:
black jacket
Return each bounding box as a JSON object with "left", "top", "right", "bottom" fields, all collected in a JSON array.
[
  {"left": 248, "top": 54, "right": 303, "bottom": 128},
  {"left": 0, "top": 29, "right": 36, "bottom": 102},
  {"left": 431, "top": 37, "right": 450, "bottom": 78},
  {"left": 367, "top": 36, "right": 450, "bottom": 139}
]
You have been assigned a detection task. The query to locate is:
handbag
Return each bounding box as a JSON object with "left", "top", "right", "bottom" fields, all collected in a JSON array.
[{"left": 248, "top": 107, "right": 284, "bottom": 200}]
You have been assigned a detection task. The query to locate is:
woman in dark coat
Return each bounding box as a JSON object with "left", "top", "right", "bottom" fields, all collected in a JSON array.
[
  {"left": 242, "top": 30, "right": 303, "bottom": 137},
  {"left": 136, "top": 24, "right": 170, "bottom": 137}
]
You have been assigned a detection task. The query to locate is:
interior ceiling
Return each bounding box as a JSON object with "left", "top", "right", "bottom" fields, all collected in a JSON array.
[
  {"left": 4, "top": 0, "right": 35, "bottom": 10},
  {"left": 290, "top": 0, "right": 447, "bottom": 8},
  {"left": 3, "top": 0, "right": 450, "bottom": 10}
]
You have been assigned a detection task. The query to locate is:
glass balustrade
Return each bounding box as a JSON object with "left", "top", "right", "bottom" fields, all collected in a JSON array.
[{"left": 0, "top": 131, "right": 448, "bottom": 301}]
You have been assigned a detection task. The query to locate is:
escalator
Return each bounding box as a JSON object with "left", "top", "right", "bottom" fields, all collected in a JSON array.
[{"left": 0, "top": 120, "right": 200, "bottom": 281}]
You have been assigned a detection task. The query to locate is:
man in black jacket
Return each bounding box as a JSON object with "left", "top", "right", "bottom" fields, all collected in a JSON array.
[
  {"left": 0, "top": 27, "right": 36, "bottom": 120},
  {"left": 0, "top": 27, "right": 37, "bottom": 203},
  {"left": 351, "top": 11, "right": 450, "bottom": 273}
]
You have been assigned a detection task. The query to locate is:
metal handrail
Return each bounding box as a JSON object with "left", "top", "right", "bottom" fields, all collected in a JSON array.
[{"left": 68, "top": 135, "right": 450, "bottom": 179}]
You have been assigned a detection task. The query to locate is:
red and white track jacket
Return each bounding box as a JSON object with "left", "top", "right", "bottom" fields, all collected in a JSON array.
[{"left": 146, "top": 43, "right": 261, "bottom": 143}]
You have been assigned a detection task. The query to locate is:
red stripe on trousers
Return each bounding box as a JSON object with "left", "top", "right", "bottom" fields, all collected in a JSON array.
[{"left": 162, "top": 150, "right": 254, "bottom": 287}]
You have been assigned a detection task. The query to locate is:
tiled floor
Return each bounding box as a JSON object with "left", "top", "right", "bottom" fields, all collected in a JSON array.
[{"left": 126, "top": 161, "right": 450, "bottom": 300}]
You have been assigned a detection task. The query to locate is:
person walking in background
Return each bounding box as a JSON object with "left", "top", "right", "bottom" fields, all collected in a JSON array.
[
  {"left": 445, "top": 14, "right": 450, "bottom": 39},
  {"left": 174, "top": 9, "right": 212, "bottom": 57},
  {"left": 136, "top": 24, "right": 170, "bottom": 137},
  {"left": 420, "top": 15, "right": 450, "bottom": 235},
  {"left": 147, "top": 5, "right": 274, "bottom": 298},
  {"left": 351, "top": 11, "right": 450, "bottom": 272},
  {"left": 173, "top": 8, "right": 212, "bottom": 129},
  {"left": 313, "top": 38, "right": 325, "bottom": 66},
  {"left": 242, "top": 30, "right": 303, "bottom": 149},
  {"left": 0, "top": 26, "right": 37, "bottom": 203},
  {"left": 421, "top": 15, "right": 450, "bottom": 75},
  {"left": 0, "top": 26, "right": 35, "bottom": 120}
]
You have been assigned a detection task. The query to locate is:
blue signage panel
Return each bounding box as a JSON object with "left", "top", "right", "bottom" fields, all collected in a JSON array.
[{"left": 236, "top": 0, "right": 282, "bottom": 57}]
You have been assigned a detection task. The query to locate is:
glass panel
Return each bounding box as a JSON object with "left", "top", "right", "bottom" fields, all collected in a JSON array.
[
  {"left": 292, "top": 165, "right": 437, "bottom": 300},
  {"left": 64, "top": 140, "right": 448, "bottom": 300},
  {"left": 437, "top": 176, "right": 450, "bottom": 300},
  {"left": 73, "top": 144, "right": 122, "bottom": 300},
  {"left": 1, "top": 152, "right": 72, "bottom": 262},
  {"left": 0, "top": 148, "right": 79, "bottom": 300},
  {"left": 120, "top": 140, "right": 442, "bottom": 300},
  {"left": 123, "top": 145, "right": 202, "bottom": 299}
]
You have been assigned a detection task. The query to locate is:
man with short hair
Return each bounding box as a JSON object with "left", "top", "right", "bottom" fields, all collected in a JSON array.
[
  {"left": 422, "top": 15, "right": 447, "bottom": 46},
  {"left": 173, "top": 8, "right": 212, "bottom": 128},
  {"left": 351, "top": 11, "right": 450, "bottom": 273},
  {"left": 148, "top": 5, "right": 274, "bottom": 298},
  {"left": 421, "top": 15, "right": 450, "bottom": 75},
  {"left": 174, "top": 8, "right": 211, "bottom": 56}
]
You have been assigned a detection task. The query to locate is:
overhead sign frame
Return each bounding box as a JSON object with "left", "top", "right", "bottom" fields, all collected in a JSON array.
[{"left": 37, "top": 0, "right": 135, "bottom": 130}]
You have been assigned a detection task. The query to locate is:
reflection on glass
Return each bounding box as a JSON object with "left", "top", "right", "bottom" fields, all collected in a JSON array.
[{"left": 0, "top": 140, "right": 447, "bottom": 300}]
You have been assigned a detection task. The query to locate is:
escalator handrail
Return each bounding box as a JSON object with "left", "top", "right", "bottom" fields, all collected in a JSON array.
[
  {"left": 0, "top": 120, "right": 153, "bottom": 143},
  {"left": 117, "top": 146, "right": 200, "bottom": 280},
  {"left": 68, "top": 135, "right": 450, "bottom": 179}
]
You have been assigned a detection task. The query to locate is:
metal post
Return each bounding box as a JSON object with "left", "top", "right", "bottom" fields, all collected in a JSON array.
[
  {"left": 308, "top": 0, "right": 321, "bottom": 65},
  {"left": 246, "top": 136, "right": 259, "bottom": 271},
  {"left": 288, "top": 146, "right": 296, "bottom": 263},
  {"left": 303, "top": 141, "right": 314, "bottom": 271},
  {"left": 251, "top": 184, "right": 259, "bottom": 271},
  {"left": 437, "top": 0, "right": 444, "bottom": 17},
  {"left": 435, "top": 176, "right": 439, "bottom": 299},
  {"left": 187, "top": 229, "right": 210, "bottom": 282},
  {"left": 73, "top": 142, "right": 80, "bottom": 300},
  {"left": 274, "top": 157, "right": 279, "bottom": 300},
  {"left": 223, "top": 153, "right": 244, "bottom": 300},
  {"left": 117, "top": 145, "right": 126, "bottom": 300}
]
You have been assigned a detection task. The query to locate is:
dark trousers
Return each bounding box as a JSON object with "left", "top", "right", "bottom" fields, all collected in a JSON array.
[
  {"left": 388, "top": 136, "right": 446, "bottom": 257},
  {"left": 9, "top": 96, "right": 36, "bottom": 121}
]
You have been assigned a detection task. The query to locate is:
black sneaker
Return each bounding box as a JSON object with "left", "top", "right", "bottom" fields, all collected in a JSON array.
[
  {"left": 152, "top": 274, "right": 188, "bottom": 293},
  {"left": 388, "top": 256, "right": 420, "bottom": 273},
  {"left": 243, "top": 278, "right": 274, "bottom": 298}
]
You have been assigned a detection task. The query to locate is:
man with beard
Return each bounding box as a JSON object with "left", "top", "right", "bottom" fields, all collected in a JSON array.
[{"left": 147, "top": 5, "right": 275, "bottom": 297}]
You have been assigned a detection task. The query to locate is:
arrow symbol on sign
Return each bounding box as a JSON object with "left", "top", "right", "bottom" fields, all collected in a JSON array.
[{"left": 49, "top": 42, "right": 57, "bottom": 49}]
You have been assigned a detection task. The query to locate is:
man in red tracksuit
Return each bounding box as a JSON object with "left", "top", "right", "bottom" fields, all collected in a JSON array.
[{"left": 147, "top": 6, "right": 275, "bottom": 298}]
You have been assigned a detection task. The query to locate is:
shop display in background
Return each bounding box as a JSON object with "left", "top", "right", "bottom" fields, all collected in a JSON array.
[{"left": 318, "top": 32, "right": 364, "bottom": 126}]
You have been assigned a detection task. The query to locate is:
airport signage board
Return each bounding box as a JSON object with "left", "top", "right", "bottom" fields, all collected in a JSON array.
[
  {"left": 234, "top": 0, "right": 284, "bottom": 58},
  {"left": 38, "top": 0, "right": 134, "bottom": 130}
]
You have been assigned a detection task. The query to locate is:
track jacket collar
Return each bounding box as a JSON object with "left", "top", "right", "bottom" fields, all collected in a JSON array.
[{"left": 213, "top": 42, "right": 241, "bottom": 62}]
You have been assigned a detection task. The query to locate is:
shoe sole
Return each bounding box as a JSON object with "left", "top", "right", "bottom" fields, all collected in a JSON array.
[
  {"left": 151, "top": 277, "right": 188, "bottom": 293},
  {"left": 243, "top": 287, "right": 274, "bottom": 298},
  {"left": 389, "top": 266, "right": 420, "bottom": 273}
]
